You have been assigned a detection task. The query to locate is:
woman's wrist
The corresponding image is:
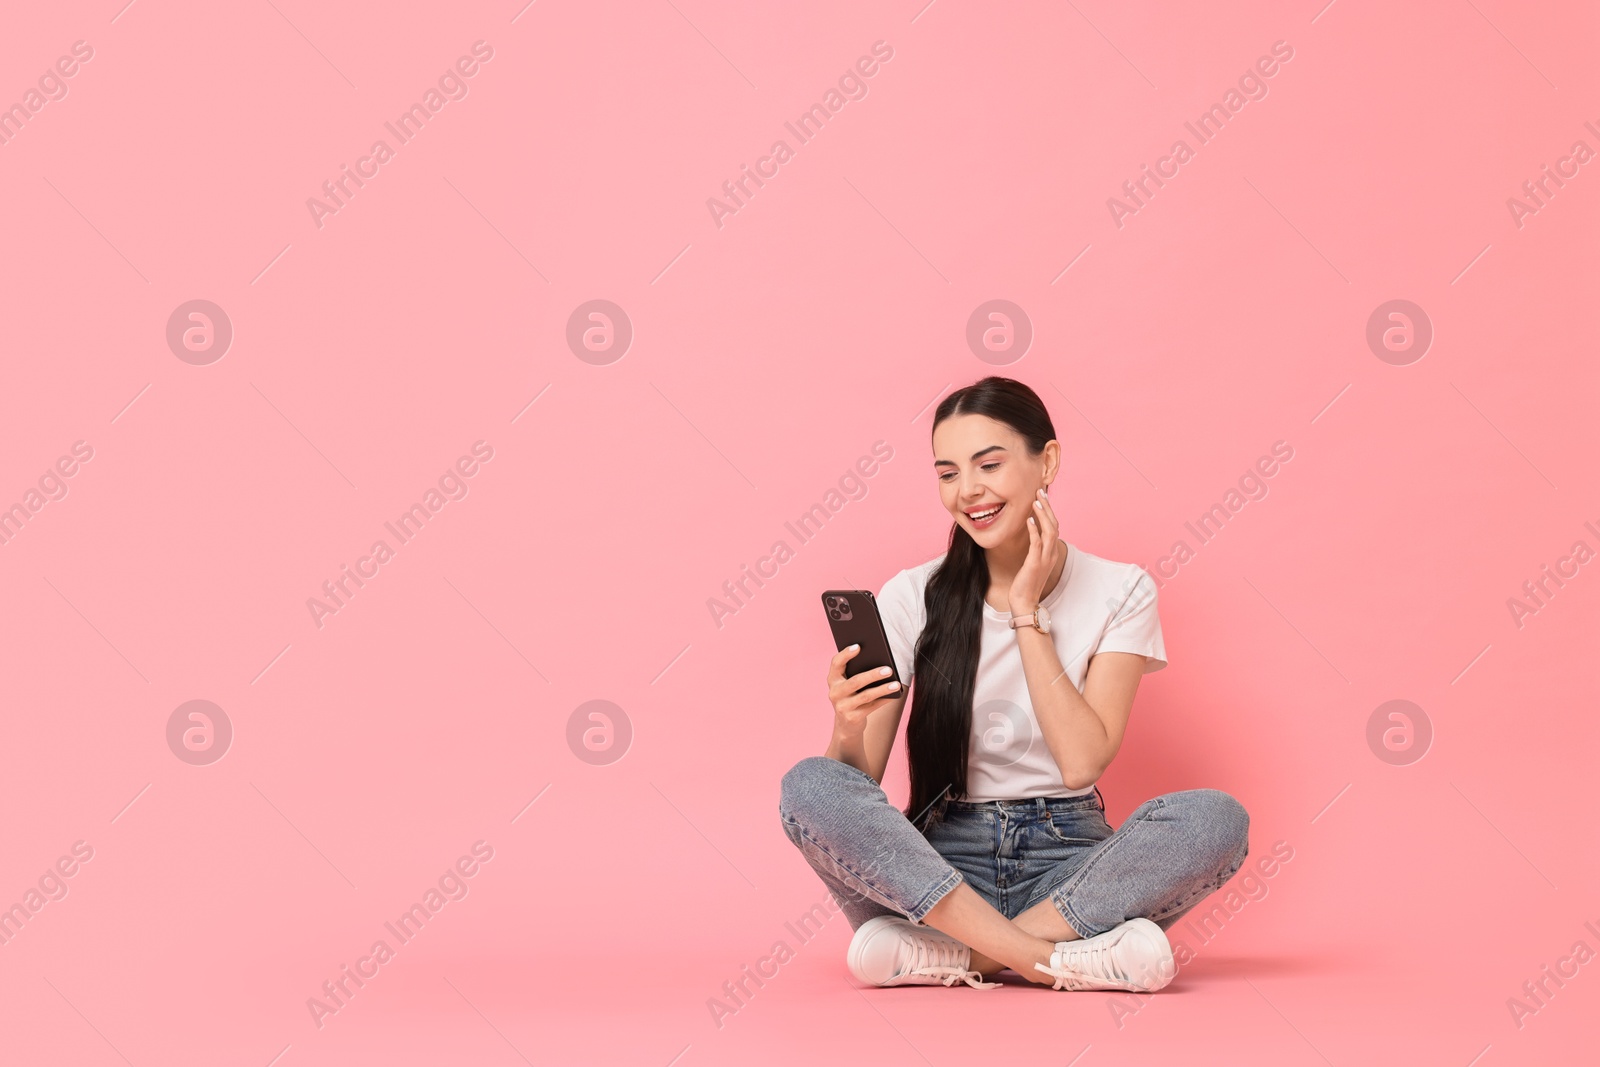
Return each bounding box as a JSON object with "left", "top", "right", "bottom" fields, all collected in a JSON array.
[
  {"left": 825, "top": 728, "right": 872, "bottom": 775},
  {"left": 829, "top": 719, "right": 866, "bottom": 749}
]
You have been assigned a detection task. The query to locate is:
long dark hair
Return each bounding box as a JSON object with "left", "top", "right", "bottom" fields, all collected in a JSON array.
[{"left": 903, "top": 376, "right": 1058, "bottom": 831}]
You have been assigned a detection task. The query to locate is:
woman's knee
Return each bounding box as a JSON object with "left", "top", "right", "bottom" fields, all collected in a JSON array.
[
  {"left": 1178, "top": 788, "right": 1250, "bottom": 860},
  {"left": 779, "top": 755, "right": 869, "bottom": 829}
]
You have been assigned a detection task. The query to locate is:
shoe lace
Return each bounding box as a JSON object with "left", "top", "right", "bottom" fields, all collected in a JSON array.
[
  {"left": 1032, "top": 937, "right": 1126, "bottom": 991},
  {"left": 902, "top": 932, "right": 1000, "bottom": 990}
]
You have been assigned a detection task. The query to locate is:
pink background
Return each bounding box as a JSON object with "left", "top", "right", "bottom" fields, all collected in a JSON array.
[{"left": 2, "top": 1, "right": 1597, "bottom": 1064}]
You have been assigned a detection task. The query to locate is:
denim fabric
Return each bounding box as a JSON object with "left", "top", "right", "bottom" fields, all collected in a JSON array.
[{"left": 778, "top": 755, "right": 1249, "bottom": 939}]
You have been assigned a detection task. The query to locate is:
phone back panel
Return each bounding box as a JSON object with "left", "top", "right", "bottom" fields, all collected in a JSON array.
[{"left": 821, "top": 590, "right": 904, "bottom": 688}]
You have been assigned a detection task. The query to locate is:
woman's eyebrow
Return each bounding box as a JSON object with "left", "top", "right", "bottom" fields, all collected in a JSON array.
[{"left": 933, "top": 445, "right": 1007, "bottom": 468}]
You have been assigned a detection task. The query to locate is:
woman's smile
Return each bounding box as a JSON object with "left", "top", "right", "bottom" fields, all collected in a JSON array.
[{"left": 964, "top": 501, "right": 1006, "bottom": 530}]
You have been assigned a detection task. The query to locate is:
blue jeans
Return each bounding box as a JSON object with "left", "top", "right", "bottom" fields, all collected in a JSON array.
[{"left": 778, "top": 755, "right": 1250, "bottom": 939}]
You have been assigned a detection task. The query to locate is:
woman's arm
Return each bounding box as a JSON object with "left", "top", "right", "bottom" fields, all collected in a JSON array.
[
  {"left": 1005, "top": 489, "right": 1150, "bottom": 788},
  {"left": 1014, "top": 631, "right": 1144, "bottom": 788},
  {"left": 825, "top": 691, "right": 907, "bottom": 783},
  {"left": 822, "top": 642, "right": 909, "bottom": 783}
]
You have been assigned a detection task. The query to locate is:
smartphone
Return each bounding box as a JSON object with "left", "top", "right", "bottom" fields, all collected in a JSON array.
[{"left": 821, "top": 590, "right": 905, "bottom": 692}]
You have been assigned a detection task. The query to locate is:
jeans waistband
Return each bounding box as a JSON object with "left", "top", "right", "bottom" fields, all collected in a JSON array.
[{"left": 944, "top": 787, "right": 1103, "bottom": 814}]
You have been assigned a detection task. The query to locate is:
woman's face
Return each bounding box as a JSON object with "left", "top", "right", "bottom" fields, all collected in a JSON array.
[{"left": 932, "top": 413, "right": 1058, "bottom": 547}]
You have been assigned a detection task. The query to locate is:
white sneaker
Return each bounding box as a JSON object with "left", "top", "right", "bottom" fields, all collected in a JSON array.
[
  {"left": 1033, "top": 917, "right": 1176, "bottom": 992},
  {"left": 846, "top": 916, "right": 999, "bottom": 989}
]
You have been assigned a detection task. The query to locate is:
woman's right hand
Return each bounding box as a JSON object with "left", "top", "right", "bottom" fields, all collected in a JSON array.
[{"left": 827, "top": 644, "right": 903, "bottom": 737}]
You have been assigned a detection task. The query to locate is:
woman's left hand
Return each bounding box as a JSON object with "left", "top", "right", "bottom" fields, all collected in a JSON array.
[{"left": 1008, "top": 487, "right": 1064, "bottom": 616}]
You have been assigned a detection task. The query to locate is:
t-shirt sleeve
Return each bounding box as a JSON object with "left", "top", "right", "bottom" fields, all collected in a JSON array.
[
  {"left": 1095, "top": 567, "right": 1167, "bottom": 673},
  {"left": 877, "top": 570, "right": 921, "bottom": 686}
]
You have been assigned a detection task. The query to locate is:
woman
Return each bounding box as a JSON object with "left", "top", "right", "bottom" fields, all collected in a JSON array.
[{"left": 778, "top": 375, "right": 1250, "bottom": 992}]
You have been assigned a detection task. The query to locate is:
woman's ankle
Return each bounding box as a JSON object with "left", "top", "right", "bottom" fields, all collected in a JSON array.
[
  {"left": 1020, "top": 944, "right": 1060, "bottom": 985},
  {"left": 968, "top": 949, "right": 1005, "bottom": 975},
  {"left": 971, "top": 939, "right": 1058, "bottom": 983}
]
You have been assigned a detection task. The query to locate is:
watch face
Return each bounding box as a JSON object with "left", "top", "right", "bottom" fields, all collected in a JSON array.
[{"left": 1037, "top": 604, "right": 1051, "bottom": 633}]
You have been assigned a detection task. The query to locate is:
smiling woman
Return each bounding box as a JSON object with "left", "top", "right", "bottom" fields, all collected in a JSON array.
[{"left": 779, "top": 375, "right": 1251, "bottom": 996}]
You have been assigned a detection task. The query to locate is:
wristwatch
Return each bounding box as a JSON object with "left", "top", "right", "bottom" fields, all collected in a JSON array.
[{"left": 1009, "top": 602, "right": 1051, "bottom": 634}]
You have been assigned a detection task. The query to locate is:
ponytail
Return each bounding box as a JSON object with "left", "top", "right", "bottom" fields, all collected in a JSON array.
[{"left": 903, "top": 376, "right": 1058, "bottom": 830}]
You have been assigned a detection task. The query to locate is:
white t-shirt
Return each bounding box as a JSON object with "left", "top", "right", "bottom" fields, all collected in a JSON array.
[{"left": 877, "top": 541, "right": 1167, "bottom": 802}]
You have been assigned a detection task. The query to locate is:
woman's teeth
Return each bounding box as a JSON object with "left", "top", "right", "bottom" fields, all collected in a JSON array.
[{"left": 969, "top": 503, "right": 1004, "bottom": 526}]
